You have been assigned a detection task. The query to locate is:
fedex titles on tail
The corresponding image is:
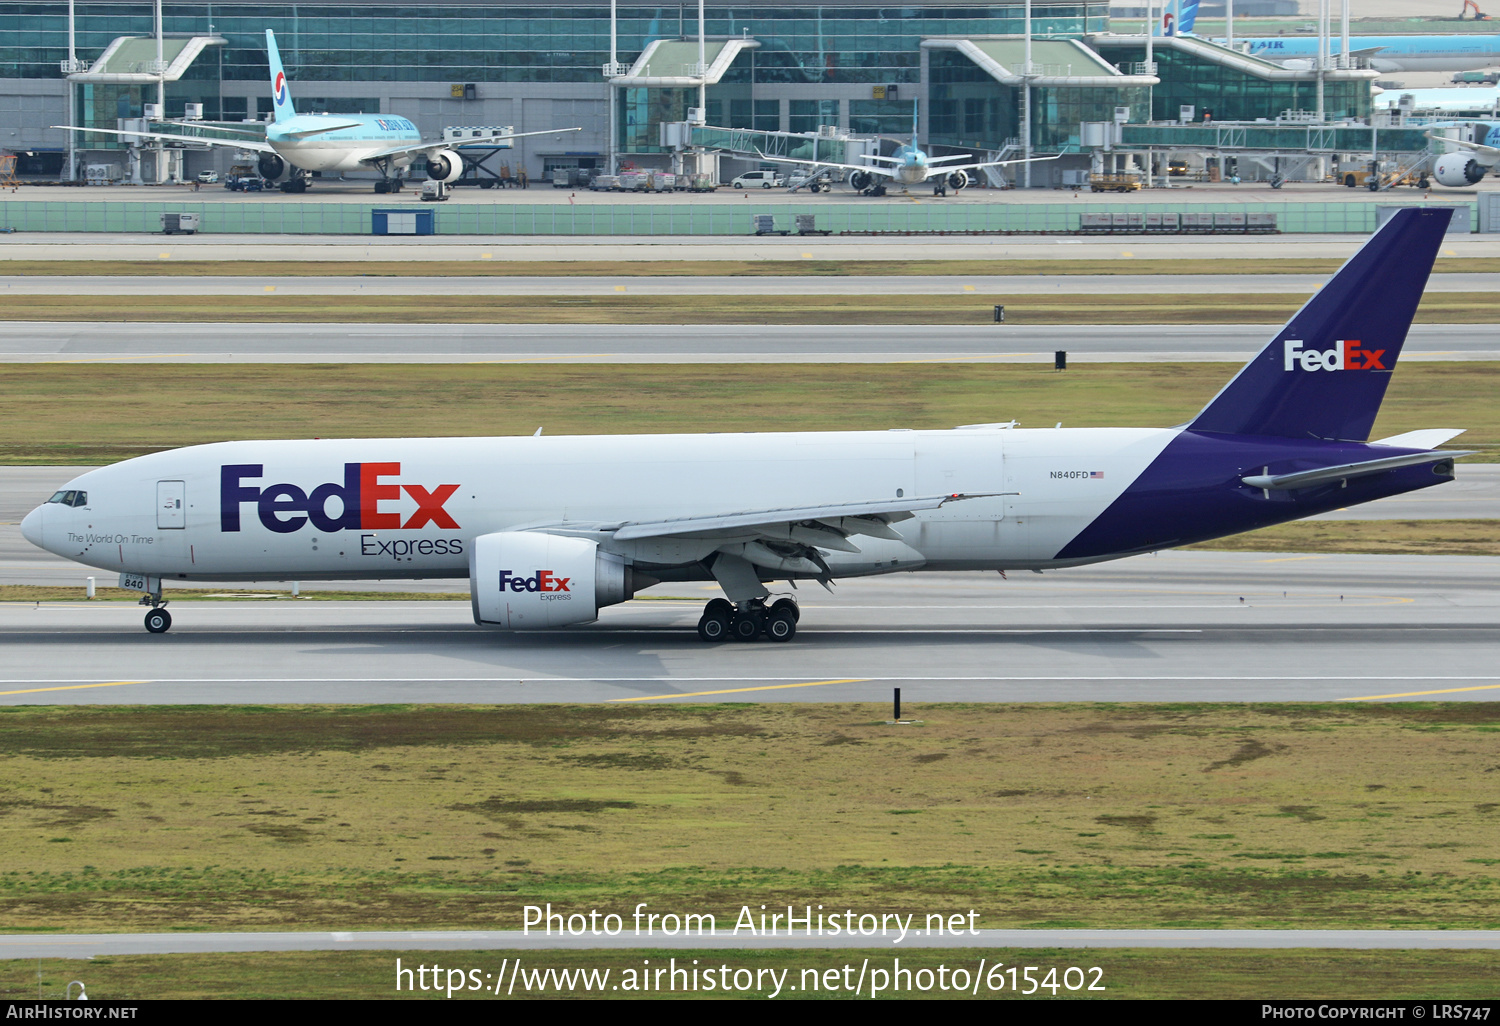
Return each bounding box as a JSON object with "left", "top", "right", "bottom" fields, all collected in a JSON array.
[
  {"left": 221, "top": 462, "right": 459, "bottom": 534},
  {"left": 1283, "top": 339, "right": 1387, "bottom": 373}
]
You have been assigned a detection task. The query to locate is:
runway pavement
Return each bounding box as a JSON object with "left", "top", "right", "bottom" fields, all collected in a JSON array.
[
  {"left": 6, "top": 271, "right": 1500, "bottom": 296},
  {"left": 2, "top": 550, "right": 1495, "bottom": 705},
  {"left": 5, "top": 321, "right": 1500, "bottom": 362},
  {"left": 3, "top": 231, "right": 1495, "bottom": 263},
  {"left": 5, "top": 928, "right": 1499, "bottom": 957}
]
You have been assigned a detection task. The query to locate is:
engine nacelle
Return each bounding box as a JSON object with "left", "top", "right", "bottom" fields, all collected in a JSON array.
[
  {"left": 425, "top": 148, "right": 464, "bottom": 184},
  {"left": 469, "top": 531, "right": 634, "bottom": 629},
  {"left": 1434, "top": 152, "right": 1487, "bottom": 187},
  {"left": 848, "top": 170, "right": 873, "bottom": 192},
  {"left": 257, "top": 153, "right": 294, "bottom": 184},
  {"left": 945, "top": 170, "right": 970, "bottom": 190}
]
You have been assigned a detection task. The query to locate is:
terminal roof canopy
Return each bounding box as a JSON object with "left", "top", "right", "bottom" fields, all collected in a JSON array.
[
  {"left": 68, "top": 35, "right": 226, "bottom": 84},
  {"left": 612, "top": 38, "right": 760, "bottom": 87},
  {"left": 922, "top": 35, "right": 1159, "bottom": 87}
]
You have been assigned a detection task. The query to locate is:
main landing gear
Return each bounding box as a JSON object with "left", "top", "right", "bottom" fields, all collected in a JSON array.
[
  {"left": 140, "top": 592, "right": 171, "bottom": 634},
  {"left": 696, "top": 597, "right": 799, "bottom": 643}
]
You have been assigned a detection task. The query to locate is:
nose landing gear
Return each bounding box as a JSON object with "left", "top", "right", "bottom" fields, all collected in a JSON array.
[
  {"left": 139, "top": 589, "right": 171, "bottom": 634},
  {"left": 696, "top": 597, "right": 799, "bottom": 642}
]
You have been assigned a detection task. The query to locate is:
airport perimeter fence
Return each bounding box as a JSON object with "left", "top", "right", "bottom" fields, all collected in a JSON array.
[{"left": 0, "top": 198, "right": 1480, "bottom": 236}]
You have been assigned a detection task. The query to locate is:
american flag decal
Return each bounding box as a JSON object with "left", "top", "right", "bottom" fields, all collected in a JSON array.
[{"left": 1090, "top": 471, "right": 1104, "bottom": 479}]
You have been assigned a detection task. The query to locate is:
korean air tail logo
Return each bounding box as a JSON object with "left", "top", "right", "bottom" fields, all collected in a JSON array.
[
  {"left": 273, "top": 71, "right": 287, "bottom": 106},
  {"left": 1162, "top": 12, "right": 1175, "bottom": 35},
  {"left": 1283, "top": 339, "right": 1387, "bottom": 373}
]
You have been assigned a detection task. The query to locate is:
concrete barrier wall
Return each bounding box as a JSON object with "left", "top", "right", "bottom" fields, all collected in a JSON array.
[{"left": 0, "top": 199, "right": 1478, "bottom": 236}]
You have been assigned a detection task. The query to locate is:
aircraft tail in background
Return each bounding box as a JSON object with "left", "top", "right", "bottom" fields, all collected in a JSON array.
[{"left": 266, "top": 29, "right": 296, "bottom": 123}]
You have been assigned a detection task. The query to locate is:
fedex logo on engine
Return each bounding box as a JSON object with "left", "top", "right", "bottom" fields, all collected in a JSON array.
[
  {"left": 220, "top": 462, "right": 459, "bottom": 534},
  {"left": 499, "top": 570, "right": 571, "bottom": 595},
  {"left": 1283, "top": 339, "right": 1387, "bottom": 373}
]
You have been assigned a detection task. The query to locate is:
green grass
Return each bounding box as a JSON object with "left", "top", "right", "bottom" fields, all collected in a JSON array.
[
  {"left": 6, "top": 290, "right": 1500, "bottom": 324},
  {"left": 1, "top": 362, "right": 1494, "bottom": 465},
  {"left": 0, "top": 257, "right": 1494, "bottom": 277},
  {"left": 0, "top": 703, "right": 1497, "bottom": 935},
  {"left": 7, "top": 948, "right": 1500, "bottom": 1000},
  {"left": 1187, "top": 519, "right": 1500, "bottom": 556}
]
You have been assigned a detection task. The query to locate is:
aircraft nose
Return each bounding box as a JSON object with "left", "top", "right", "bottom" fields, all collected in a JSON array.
[{"left": 20, "top": 504, "right": 46, "bottom": 549}]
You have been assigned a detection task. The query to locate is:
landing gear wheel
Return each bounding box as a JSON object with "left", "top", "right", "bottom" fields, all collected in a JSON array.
[
  {"left": 697, "top": 613, "right": 729, "bottom": 642},
  {"left": 731, "top": 614, "right": 761, "bottom": 641},
  {"left": 770, "top": 597, "right": 800, "bottom": 623},
  {"left": 144, "top": 608, "right": 171, "bottom": 634},
  {"left": 704, "top": 598, "right": 733, "bottom": 620},
  {"left": 374, "top": 180, "right": 389, "bottom": 194},
  {"left": 765, "top": 608, "right": 797, "bottom": 642}
]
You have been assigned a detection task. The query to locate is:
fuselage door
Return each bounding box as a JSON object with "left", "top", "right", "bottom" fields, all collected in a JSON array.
[{"left": 157, "top": 480, "right": 186, "bottom": 530}]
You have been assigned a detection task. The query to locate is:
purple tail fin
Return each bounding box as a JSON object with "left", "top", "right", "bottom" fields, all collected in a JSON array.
[{"left": 1188, "top": 207, "right": 1451, "bottom": 442}]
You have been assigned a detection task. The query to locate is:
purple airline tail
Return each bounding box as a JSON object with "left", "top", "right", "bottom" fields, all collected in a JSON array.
[{"left": 1188, "top": 206, "right": 1451, "bottom": 442}]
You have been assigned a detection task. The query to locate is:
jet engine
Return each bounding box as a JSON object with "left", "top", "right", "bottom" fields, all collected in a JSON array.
[
  {"left": 257, "top": 153, "right": 294, "bottom": 185},
  {"left": 470, "top": 531, "right": 636, "bottom": 629},
  {"left": 424, "top": 148, "right": 464, "bottom": 184},
  {"left": 848, "top": 169, "right": 873, "bottom": 192},
  {"left": 1434, "top": 152, "right": 1487, "bottom": 187},
  {"left": 945, "top": 170, "right": 970, "bottom": 191}
]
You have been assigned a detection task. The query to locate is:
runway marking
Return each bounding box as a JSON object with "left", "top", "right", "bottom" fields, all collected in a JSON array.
[
  {"left": 0, "top": 680, "right": 147, "bottom": 696},
  {"left": 611, "top": 678, "right": 869, "bottom": 702},
  {"left": 1340, "top": 683, "right": 1500, "bottom": 701},
  {"left": 0, "top": 675, "right": 1496, "bottom": 687},
  {"left": 1255, "top": 555, "right": 1326, "bottom": 563},
  {"left": 42, "top": 354, "right": 189, "bottom": 363}
]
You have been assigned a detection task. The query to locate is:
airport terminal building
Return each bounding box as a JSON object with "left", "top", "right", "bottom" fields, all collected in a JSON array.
[{"left": 0, "top": 0, "right": 1374, "bottom": 183}]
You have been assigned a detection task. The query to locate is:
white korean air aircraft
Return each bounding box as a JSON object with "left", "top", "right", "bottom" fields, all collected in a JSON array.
[
  {"left": 55, "top": 30, "right": 579, "bottom": 193},
  {"left": 21, "top": 209, "right": 1470, "bottom": 641},
  {"left": 759, "top": 104, "right": 1054, "bottom": 196}
]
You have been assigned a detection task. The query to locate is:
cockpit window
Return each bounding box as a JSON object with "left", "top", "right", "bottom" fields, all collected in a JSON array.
[{"left": 47, "top": 490, "right": 86, "bottom": 507}]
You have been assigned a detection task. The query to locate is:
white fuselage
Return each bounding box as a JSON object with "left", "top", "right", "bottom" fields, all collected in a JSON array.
[
  {"left": 22, "top": 427, "right": 1179, "bottom": 584},
  {"left": 265, "top": 114, "right": 423, "bottom": 173}
]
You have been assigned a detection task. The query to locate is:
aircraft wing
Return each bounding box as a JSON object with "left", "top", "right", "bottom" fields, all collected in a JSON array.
[
  {"left": 278, "top": 122, "right": 364, "bottom": 139},
  {"left": 933, "top": 154, "right": 1064, "bottom": 175},
  {"left": 1241, "top": 450, "right": 1475, "bottom": 491},
  {"left": 754, "top": 151, "right": 897, "bottom": 179},
  {"left": 51, "top": 125, "right": 275, "bottom": 153},
  {"left": 924, "top": 153, "right": 977, "bottom": 165},
  {"left": 610, "top": 492, "right": 1002, "bottom": 542},
  {"left": 361, "top": 125, "right": 581, "bottom": 162},
  {"left": 1425, "top": 131, "right": 1500, "bottom": 162}
]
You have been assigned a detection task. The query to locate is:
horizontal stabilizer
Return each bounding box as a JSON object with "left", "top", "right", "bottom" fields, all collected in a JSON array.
[
  {"left": 1241, "top": 450, "right": 1473, "bottom": 491},
  {"left": 1372, "top": 428, "right": 1466, "bottom": 449}
]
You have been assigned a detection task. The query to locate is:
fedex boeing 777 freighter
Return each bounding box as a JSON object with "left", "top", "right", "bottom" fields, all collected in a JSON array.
[{"left": 21, "top": 209, "right": 1471, "bottom": 641}]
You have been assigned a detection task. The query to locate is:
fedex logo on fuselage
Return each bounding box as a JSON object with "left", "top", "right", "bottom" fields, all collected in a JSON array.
[
  {"left": 1283, "top": 339, "right": 1387, "bottom": 373},
  {"left": 221, "top": 462, "right": 460, "bottom": 534},
  {"left": 499, "top": 570, "right": 571, "bottom": 594}
]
